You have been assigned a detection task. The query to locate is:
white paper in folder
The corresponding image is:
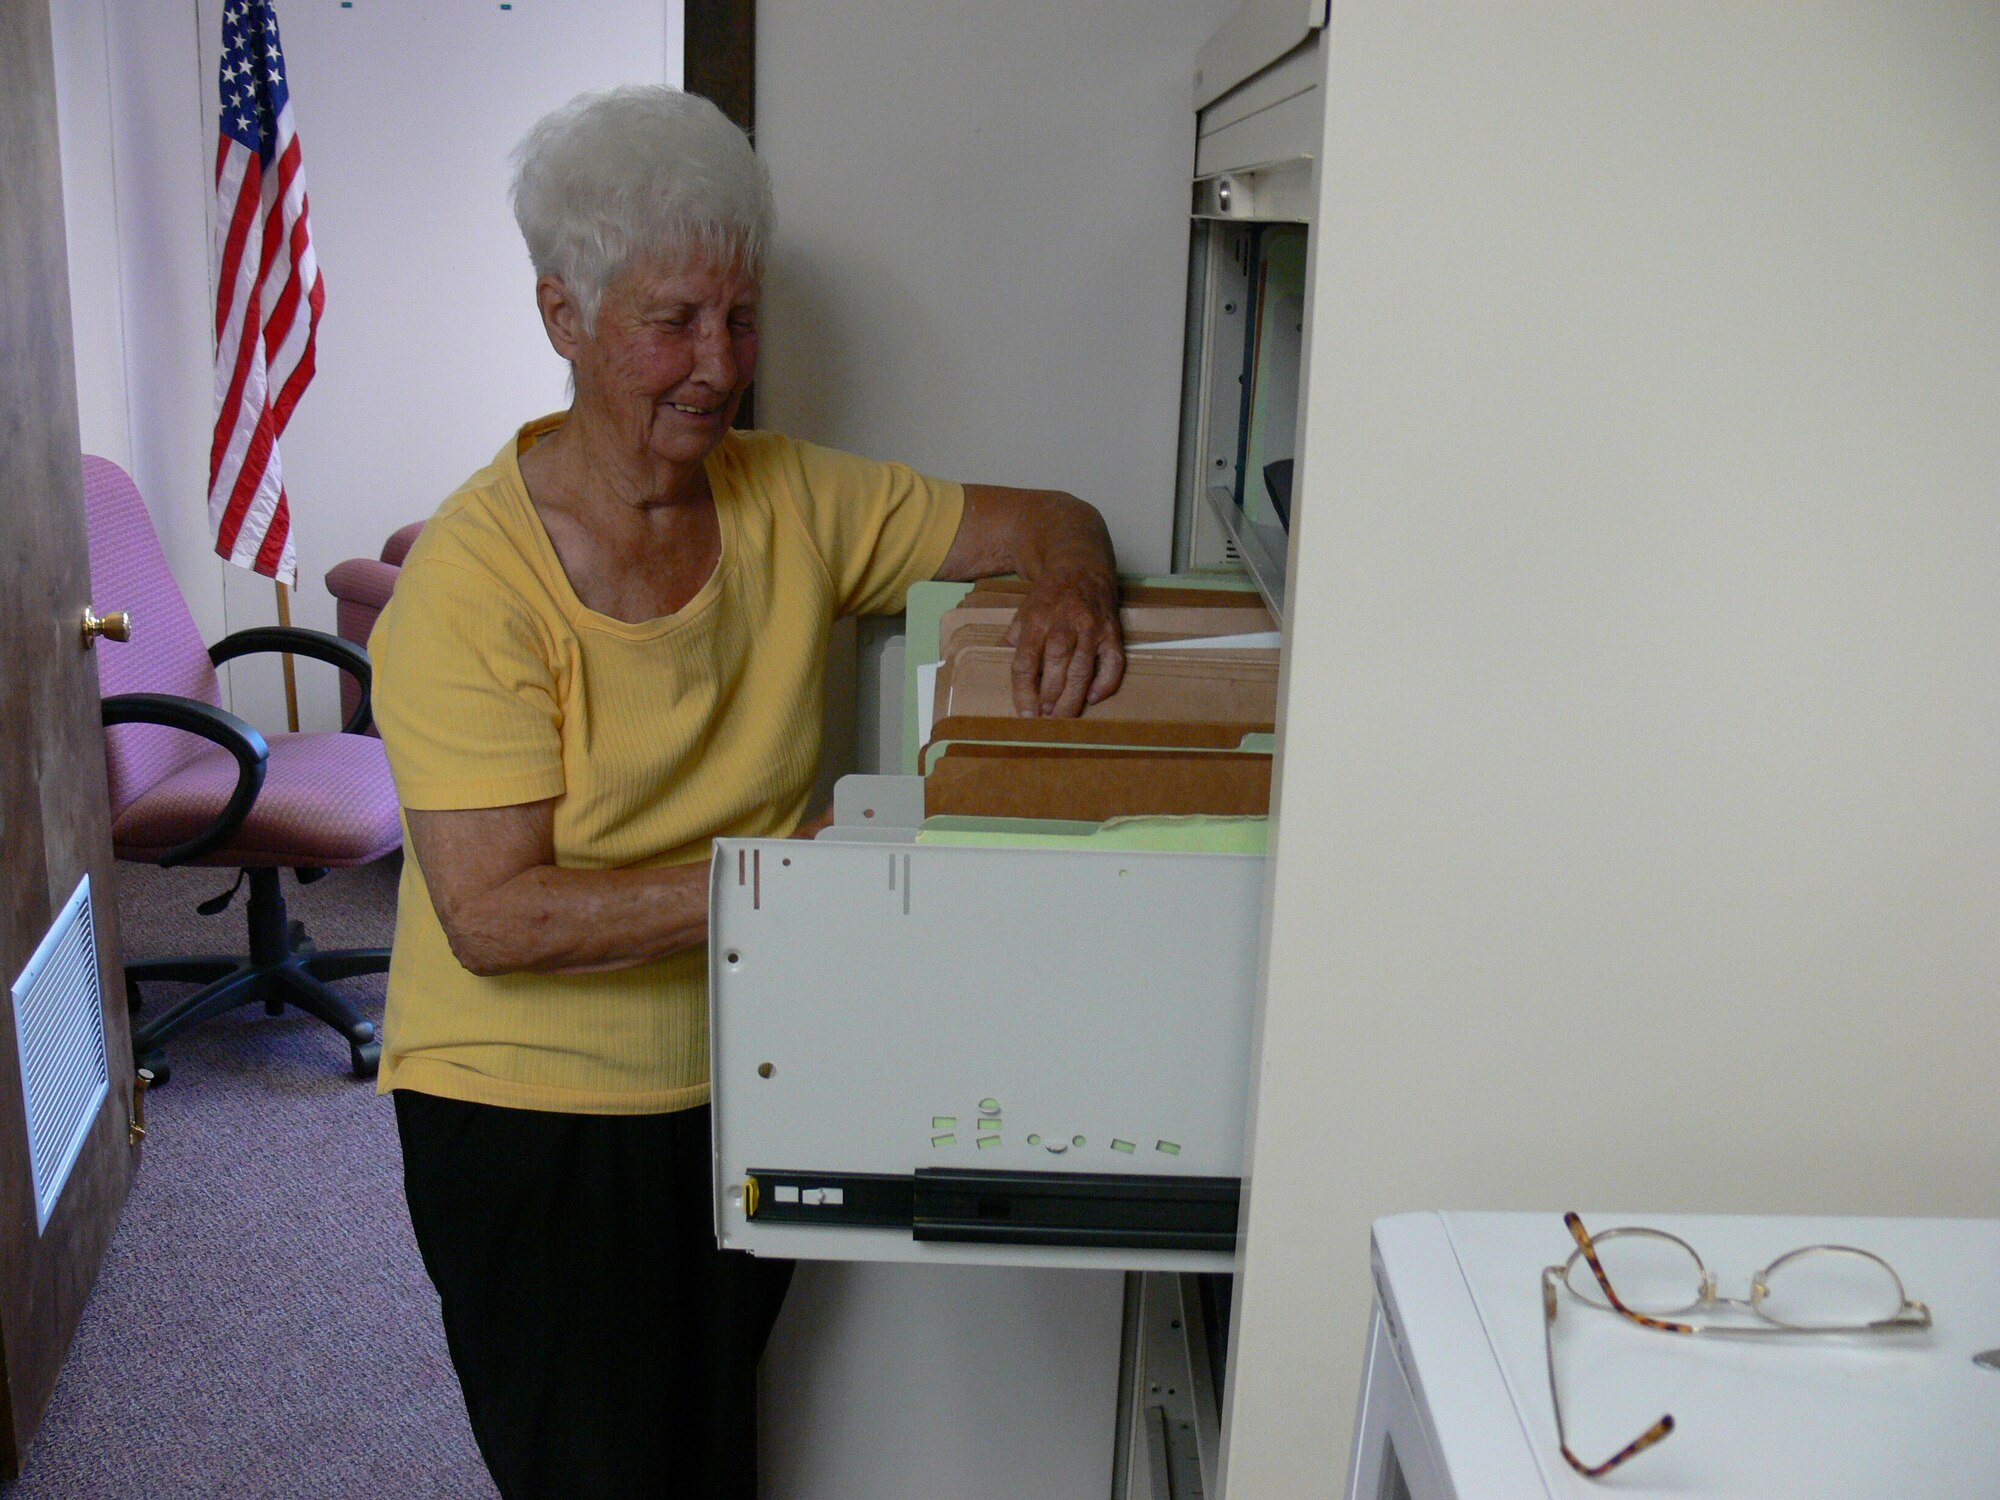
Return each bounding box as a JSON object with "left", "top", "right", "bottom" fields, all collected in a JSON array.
[
  {"left": 1128, "top": 631, "right": 1282, "bottom": 652},
  {"left": 917, "top": 660, "right": 941, "bottom": 748}
]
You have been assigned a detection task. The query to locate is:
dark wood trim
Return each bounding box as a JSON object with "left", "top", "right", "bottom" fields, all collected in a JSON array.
[
  {"left": 685, "top": 0, "right": 759, "bottom": 424},
  {"left": 684, "top": 0, "right": 755, "bottom": 136}
]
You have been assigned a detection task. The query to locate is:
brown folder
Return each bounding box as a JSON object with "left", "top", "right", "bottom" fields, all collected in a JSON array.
[
  {"left": 927, "top": 714, "right": 1272, "bottom": 749},
  {"left": 934, "top": 644, "right": 1279, "bottom": 725},
  {"left": 960, "top": 579, "right": 1267, "bottom": 611},
  {"left": 920, "top": 714, "right": 1271, "bottom": 773},
  {"left": 936, "top": 603, "right": 1275, "bottom": 662},
  {"left": 924, "top": 746, "right": 1272, "bottom": 820}
]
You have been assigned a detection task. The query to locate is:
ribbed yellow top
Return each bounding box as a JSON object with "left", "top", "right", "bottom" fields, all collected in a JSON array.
[{"left": 370, "top": 416, "right": 964, "bottom": 1113}]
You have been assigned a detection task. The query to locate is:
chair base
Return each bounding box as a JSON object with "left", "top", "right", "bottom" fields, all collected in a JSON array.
[{"left": 127, "top": 867, "right": 389, "bottom": 1083}]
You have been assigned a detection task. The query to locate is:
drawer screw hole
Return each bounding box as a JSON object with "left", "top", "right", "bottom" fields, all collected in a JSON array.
[
  {"left": 758, "top": 1062, "right": 774, "bottom": 1079},
  {"left": 726, "top": 950, "right": 740, "bottom": 965}
]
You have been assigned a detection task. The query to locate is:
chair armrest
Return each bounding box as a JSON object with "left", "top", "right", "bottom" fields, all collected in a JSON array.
[
  {"left": 380, "top": 521, "right": 425, "bottom": 567},
  {"left": 101, "top": 693, "right": 270, "bottom": 868},
  {"left": 209, "top": 625, "right": 375, "bottom": 735},
  {"left": 325, "top": 556, "right": 399, "bottom": 613}
]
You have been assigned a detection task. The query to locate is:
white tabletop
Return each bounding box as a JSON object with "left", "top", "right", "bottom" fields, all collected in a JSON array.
[{"left": 1371, "top": 1211, "right": 2000, "bottom": 1499}]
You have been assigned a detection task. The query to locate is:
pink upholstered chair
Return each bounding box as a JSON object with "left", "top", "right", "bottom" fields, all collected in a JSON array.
[
  {"left": 84, "top": 457, "right": 402, "bottom": 1082},
  {"left": 324, "top": 520, "right": 422, "bottom": 732}
]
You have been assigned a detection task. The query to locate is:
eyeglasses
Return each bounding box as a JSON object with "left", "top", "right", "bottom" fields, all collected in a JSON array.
[{"left": 1541, "top": 1211, "right": 1932, "bottom": 1478}]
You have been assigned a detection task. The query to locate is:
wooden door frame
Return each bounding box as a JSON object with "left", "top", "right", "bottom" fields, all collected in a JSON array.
[{"left": 0, "top": 0, "right": 140, "bottom": 1478}]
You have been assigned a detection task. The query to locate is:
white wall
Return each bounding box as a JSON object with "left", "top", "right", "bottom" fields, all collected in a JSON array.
[
  {"left": 754, "top": 2, "right": 1234, "bottom": 1494},
  {"left": 51, "top": 0, "right": 133, "bottom": 479},
  {"left": 55, "top": 0, "right": 681, "bottom": 731},
  {"left": 1224, "top": 4, "right": 2000, "bottom": 1492},
  {"left": 55, "top": 0, "right": 228, "bottom": 649}
]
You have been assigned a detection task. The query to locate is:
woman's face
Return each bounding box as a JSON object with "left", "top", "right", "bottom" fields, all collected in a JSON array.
[{"left": 570, "top": 247, "right": 761, "bottom": 475}]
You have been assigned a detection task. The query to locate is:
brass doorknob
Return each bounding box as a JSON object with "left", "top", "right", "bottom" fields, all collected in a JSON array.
[{"left": 81, "top": 607, "right": 132, "bottom": 647}]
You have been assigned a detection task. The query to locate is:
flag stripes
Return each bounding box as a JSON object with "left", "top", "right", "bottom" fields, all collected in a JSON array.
[{"left": 209, "top": 1, "right": 321, "bottom": 586}]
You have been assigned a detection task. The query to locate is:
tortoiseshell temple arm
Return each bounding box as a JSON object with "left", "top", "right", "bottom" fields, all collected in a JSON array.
[
  {"left": 1561, "top": 1415, "right": 1677, "bottom": 1479},
  {"left": 1543, "top": 1265, "right": 1678, "bottom": 1480},
  {"left": 1566, "top": 1211, "right": 1696, "bottom": 1335}
]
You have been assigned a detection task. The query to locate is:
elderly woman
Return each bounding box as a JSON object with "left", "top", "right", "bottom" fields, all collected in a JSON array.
[{"left": 370, "top": 85, "right": 1123, "bottom": 1500}]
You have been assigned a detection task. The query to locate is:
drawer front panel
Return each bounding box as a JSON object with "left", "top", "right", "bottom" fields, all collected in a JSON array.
[{"left": 710, "top": 840, "right": 1265, "bottom": 1270}]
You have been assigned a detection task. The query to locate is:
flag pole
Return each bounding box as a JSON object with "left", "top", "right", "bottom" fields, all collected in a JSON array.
[{"left": 273, "top": 578, "right": 301, "bottom": 732}]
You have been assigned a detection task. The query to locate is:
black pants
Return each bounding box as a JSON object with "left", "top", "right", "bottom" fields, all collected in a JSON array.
[{"left": 395, "top": 1091, "right": 795, "bottom": 1500}]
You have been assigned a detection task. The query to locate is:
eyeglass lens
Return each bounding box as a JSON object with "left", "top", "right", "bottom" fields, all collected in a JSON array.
[
  {"left": 1564, "top": 1231, "right": 1908, "bottom": 1327},
  {"left": 1756, "top": 1247, "right": 1905, "bottom": 1328},
  {"left": 1564, "top": 1229, "right": 1704, "bottom": 1315}
]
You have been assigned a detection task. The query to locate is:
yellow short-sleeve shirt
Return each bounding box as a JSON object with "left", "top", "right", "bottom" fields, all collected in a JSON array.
[{"left": 370, "top": 416, "right": 965, "bottom": 1114}]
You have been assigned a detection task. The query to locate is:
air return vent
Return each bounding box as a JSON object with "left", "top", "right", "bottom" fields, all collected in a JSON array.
[{"left": 11, "top": 875, "right": 110, "bottom": 1233}]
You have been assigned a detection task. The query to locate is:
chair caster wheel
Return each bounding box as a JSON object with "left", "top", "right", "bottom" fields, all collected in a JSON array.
[
  {"left": 135, "top": 1048, "right": 171, "bottom": 1087},
  {"left": 351, "top": 1039, "right": 381, "bottom": 1079}
]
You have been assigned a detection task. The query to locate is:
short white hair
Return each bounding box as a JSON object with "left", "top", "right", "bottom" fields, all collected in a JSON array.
[{"left": 510, "top": 85, "right": 773, "bottom": 332}]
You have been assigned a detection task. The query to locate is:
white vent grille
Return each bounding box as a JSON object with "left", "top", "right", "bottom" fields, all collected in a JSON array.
[{"left": 11, "top": 875, "right": 110, "bottom": 1233}]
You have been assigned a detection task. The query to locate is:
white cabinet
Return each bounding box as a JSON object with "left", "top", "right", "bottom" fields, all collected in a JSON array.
[{"left": 1350, "top": 1212, "right": 2000, "bottom": 1499}]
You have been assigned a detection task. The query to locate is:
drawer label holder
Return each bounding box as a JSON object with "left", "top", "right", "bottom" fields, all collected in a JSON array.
[{"left": 745, "top": 1167, "right": 1240, "bottom": 1252}]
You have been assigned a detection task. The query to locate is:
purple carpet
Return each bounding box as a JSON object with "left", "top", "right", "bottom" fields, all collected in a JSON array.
[{"left": 1, "top": 856, "right": 498, "bottom": 1499}]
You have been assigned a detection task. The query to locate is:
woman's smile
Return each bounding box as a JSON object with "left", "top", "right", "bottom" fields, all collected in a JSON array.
[{"left": 662, "top": 397, "right": 728, "bottom": 421}]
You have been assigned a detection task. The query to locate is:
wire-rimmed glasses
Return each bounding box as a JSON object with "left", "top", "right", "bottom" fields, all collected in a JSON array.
[{"left": 1542, "top": 1211, "right": 1932, "bottom": 1478}]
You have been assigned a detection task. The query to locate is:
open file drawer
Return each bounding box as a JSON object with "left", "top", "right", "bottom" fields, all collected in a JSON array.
[{"left": 708, "top": 778, "right": 1263, "bottom": 1273}]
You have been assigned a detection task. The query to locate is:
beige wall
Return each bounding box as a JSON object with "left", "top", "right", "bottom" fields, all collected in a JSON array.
[
  {"left": 757, "top": 0, "right": 1237, "bottom": 575},
  {"left": 1223, "top": 3, "right": 2000, "bottom": 1492}
]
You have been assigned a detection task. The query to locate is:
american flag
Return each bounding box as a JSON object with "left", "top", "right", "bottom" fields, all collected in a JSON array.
[{"left": 209, "top": 0, "right": 322, "bottom": 586}]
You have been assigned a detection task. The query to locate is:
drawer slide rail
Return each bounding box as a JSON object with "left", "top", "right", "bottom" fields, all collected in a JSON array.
[{"left": 747, "top": 1167, "right": 1241, "bottom": 1252}]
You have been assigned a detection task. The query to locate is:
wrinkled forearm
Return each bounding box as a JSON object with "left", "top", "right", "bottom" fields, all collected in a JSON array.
[
  {"left": 442, "top": 859, "right": 710, "bottom": 977},
  {"left": 1004, "top": 491, "right": 1117, "bottom": 595}
]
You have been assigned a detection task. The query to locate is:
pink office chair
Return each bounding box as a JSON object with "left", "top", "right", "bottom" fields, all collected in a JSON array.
[
  {"left": 85, "top": 457, "right": 402, "bottom": 1081},
  {"left": 324, "top": 519, "right": 423, "bottom": 732}
]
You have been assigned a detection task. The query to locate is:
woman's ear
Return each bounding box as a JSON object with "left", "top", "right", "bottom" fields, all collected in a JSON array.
[{"left": 535, "top": 275, "right": 585, "bottom": 362}]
